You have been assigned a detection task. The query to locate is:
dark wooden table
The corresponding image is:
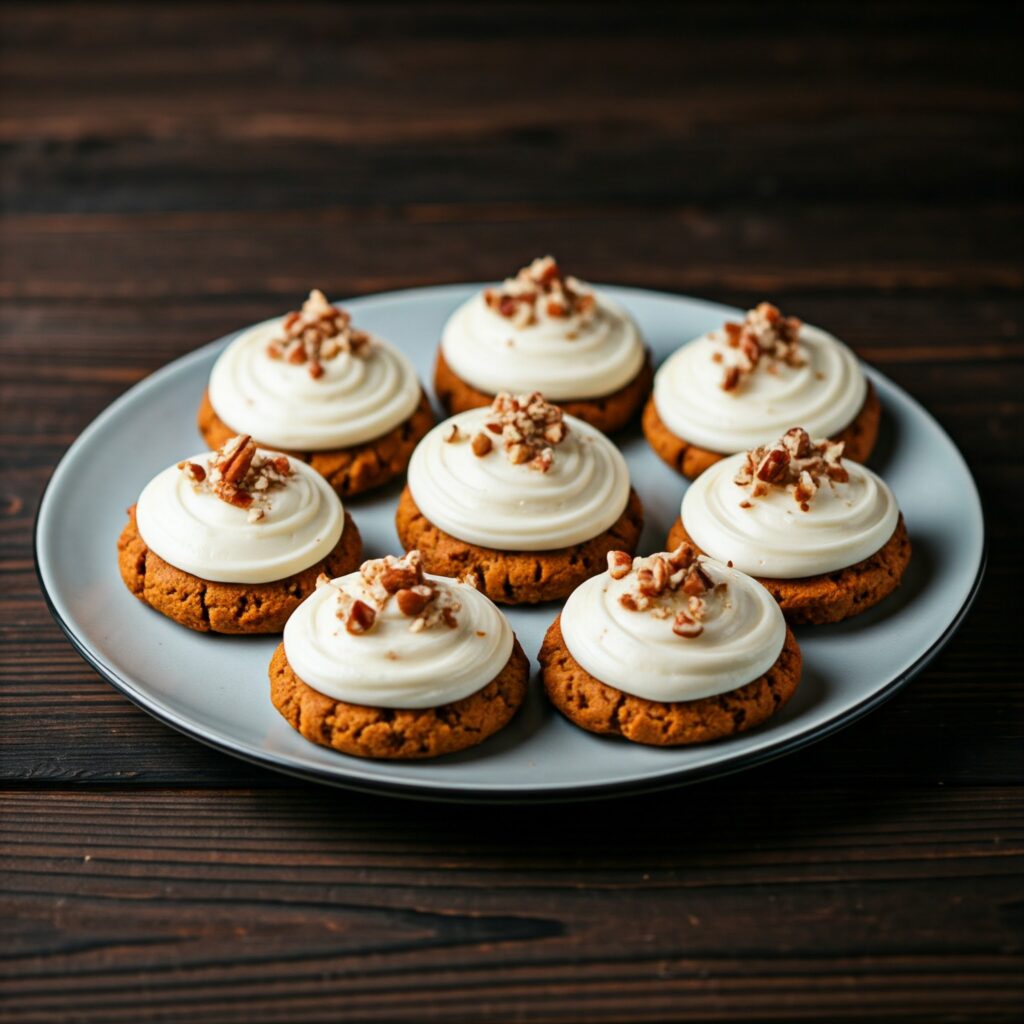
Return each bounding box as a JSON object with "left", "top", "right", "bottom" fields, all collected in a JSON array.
[{"left": 2, "top": 4, "right": 1021, "bottom": 1021}]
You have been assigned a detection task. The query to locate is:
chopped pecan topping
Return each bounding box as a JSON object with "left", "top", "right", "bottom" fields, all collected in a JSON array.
[
  {"left": 179, "top": 435, "right": 292, "bottom": 516},
  {"left": 483, "top": 256, "right": 596, "bottom": 329},
  {"left": 319, "top": 550, "right": 462, "bottom": 634},
  {"left": 734, "top": 427, "right": 848, "bottom": 509},
  {"left": 609, "top": 544, "right": 724, "bottom": 639},
  {"left": 718, "top": 302, "right": 805, "bottom": 391},
  {"left": 266, "top": 289, "right": 371, "bottom": 378},
  {"left": 470, "top": 391, "right": 568, "bottom": 472}
]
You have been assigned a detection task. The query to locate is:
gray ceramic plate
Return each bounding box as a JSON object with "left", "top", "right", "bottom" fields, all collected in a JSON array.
[{"left": 36, "top": 285, "right": 985, "bottom": 801}]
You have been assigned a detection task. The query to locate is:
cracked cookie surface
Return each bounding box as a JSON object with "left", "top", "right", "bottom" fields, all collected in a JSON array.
[
  {"left": 667, "top": 514, "right": 911, "bottom": 625},
  {"left": 395, "top": 486, "right": 644, "bottom": 605},
  {"left": 643, "top": 379, "right": 881, "bottom": 480},
  {"left": 433, "top": 348, "right": 654, "bottom": 435},
  {"left": 269, "top": 638, "right": 529, "bottom": 759},
  {"left": 117, "top": 505, "right": 363, "bottom": 633},
  {"left": 197, "top": 390, "right": 436, "bottom": 497},
  {"left": 540, "top": 616, "right": 801, "bottom": 746}
]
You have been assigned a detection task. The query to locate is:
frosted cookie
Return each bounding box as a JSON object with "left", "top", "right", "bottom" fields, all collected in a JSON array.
[
  {"left": 198, "top": 289, "right": 434, "bottom": 496},
  {"left": 396, "top": 392, "right": 643, "bottom": 604},
  {"left": 270, "top": 551, "right": 529, "bottom": 759},
  {"left": 670, "top": 428, "right": 911, "bottom": 624},
  {"left": 118, "top": 435, "right": 362, "bottom": 633},
  {"left": 644, "top": 302, "right": 879, "bottom": 478},
  {"left": 435, "top": 256, "right": 652, "bottom": 433},
  {"left": 540, "top": 544, "right": 801, "bottom": 746}
]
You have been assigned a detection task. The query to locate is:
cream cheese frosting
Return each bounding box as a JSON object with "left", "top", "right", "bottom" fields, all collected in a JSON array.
[
  {"left": 682, "top": 450, "right": 899, "bottom": 579},
  {"left": 440, "top": 286, "right": 645, "bottom": 400},
  {"left": 653, "top": 322, "right": 867, "bottom": 453},
  {"left": 135, "top": 450, "right": 345, "bottom": 584},
  {"left": 283, "top": 572, "right": 514, "bottom": 709},
  {"left": 208, "top": 313, "right": 422, "bottom": 451},
  {"left": 560, "top": 556, "right": 786, "bottom": 702},
  {"left": 407, "top": 406, "right": 632, "bottom": 551}
]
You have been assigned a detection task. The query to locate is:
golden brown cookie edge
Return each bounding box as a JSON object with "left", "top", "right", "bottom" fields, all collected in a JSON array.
[
  {"left": 643, "top": 379, "right": 881, "bottom": 479},
  {"left": 433, "top": 347, "right": 653, "bottom": 435},
  {"left": 540, "top": 616, "right": 801, "bottom": 746},
  {"left": 667, "top": 514, "right": 912, "bottom": 625},
  {"left": 395, "top": 485, "right": 645, "bottom": 604},
  {"left": 117, "top": 505, "right": 363, "bottom": 634},
  {"left": 197, "top": 389, "right": 435, "bottom": 497},
  {"left": 269, "top": 637, "right": 530, "bottom": 759}
]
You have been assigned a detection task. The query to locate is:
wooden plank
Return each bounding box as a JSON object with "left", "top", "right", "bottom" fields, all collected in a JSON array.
[
  {"left": 2, "top": 208, "right": 1022, "bottom": 303},
  {"left": 0, "top": 788, "right": 1020, "bottom": 1023}
]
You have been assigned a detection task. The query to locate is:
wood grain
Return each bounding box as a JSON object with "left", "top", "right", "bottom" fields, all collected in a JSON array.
[{"left": 1, "top": 2, "right": 1021, "bottom": 1021}]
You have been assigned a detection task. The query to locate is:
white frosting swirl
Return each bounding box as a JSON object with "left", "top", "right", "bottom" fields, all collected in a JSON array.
[
  {"left": 682, "top": 451, "right": 900, "bottom": 579},
  {"left": 407, "top": 409, "right": 631, "bottom": 551},
  {"left": 135, "top": 452, "right": 345, "bottom": 584},
  {"left": 653, "top": 323, "right": 867, "bottom": 453},
  {"left": 561, "top": 558, "right": 786, "bottom": 702},
  {"left": 208, "top": 314, "right": 422, "bottom": 450},
  {"left": 440, "top": 289, "right": 646, "bottom": 400},
  {"left": 283, "top": 574, "right": 514, "bottom": 709}
]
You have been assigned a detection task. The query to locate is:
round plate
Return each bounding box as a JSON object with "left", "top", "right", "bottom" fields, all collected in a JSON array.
[{"left": 35, "top": 285, "right": 985, "bottom": 801}]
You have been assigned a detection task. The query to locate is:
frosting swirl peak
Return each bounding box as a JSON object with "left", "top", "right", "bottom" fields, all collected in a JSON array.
[
  {"left": 283, "top": 558, "right": 514, "bottom": 709},
  {"left": 561, "top": 549, "right": 786, "bottom": 702},
  {"left": 652, "top": 306, "right": 866, "bottom": 453},
  {"left": 682, "top": 438, "right": 899, "bottom": 579},
  {"left": 407, "top": 403, "right": 631, "bottom": 551},
  {"left": 441, "top": 259, "right": 645, "bottom": 400},
  {"left": 208, "top": 295, "right": 422, "bottom": 451},
  {"left": 134, "top": 444, "right": 345, "bottom": 584}
]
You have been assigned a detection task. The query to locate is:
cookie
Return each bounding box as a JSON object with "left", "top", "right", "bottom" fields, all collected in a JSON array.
[
  {"left": 540, "top": 615, "right": 802, "bottom": 746},
  {"left": 434, "top": 347, "right": 654, "bottom": 435},
  {"left": 269, "top": 637, "right": 529, "bottom": 759},
  {"left": 668, "top": 513, "right": 911, "bottom": 625},
  {"left": 198, "top": 389, "right": 435, "bottom": 497},
  {"left": 644, "top": 379, "right": 881, "bottom": 480},
  {"left": 395, "top": 484, "right": 645, "bottom": 604},
  {"left": 118, "top": 505, "right": 363, "bottom": 633}
]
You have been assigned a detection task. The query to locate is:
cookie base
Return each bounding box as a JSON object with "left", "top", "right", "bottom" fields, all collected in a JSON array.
[
  {"left": 197, "top": 390, "right": 436, "bottom": 497},
  {"left": 433, "top": 348, "right": 654, "bottom": 435},
  {"left": 643, "top": 379, "right": 881, "bottom": 480},
  {"left": 395, "top": 486, "right": 644, "bottom": 605},
  {"left": 540, "top": 616, "right": 801, "bottom": 746},
  {"left": 117, "top": 506, "right": 363, "bottom": 634},
  {"left": 269, "top": 638, "right": 529, "bottom": 759},
  {"left": 667, "top": 514, "right": 911, "bottom": 625}
]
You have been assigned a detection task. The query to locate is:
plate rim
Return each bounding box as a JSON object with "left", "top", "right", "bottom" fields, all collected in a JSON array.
[{"left": 33, "top": 283, "right": 989, "bottom": 803}]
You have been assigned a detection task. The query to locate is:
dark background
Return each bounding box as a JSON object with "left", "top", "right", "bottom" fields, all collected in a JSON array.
[{"left": 2, "top": 3, "right": 1022, "bottom": 1022}]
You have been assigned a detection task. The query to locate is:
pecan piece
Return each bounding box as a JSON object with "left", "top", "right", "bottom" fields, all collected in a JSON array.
[
  {"left": 220, "top": 435, "right": 257, "bottom": 485},
  {"left": 607, "top": 550, "right": 633, "bottom": 580},
  {"left": 344, "top": 599, "right": 377, "bottom": 635}
]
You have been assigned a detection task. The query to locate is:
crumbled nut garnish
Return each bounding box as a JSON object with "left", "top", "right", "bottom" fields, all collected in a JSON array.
[
  {"left": 607, "top": 550, "right": 633, "bottom": 580},
  {"left": 443, "top": 423, "right": 463, "bottom": 443},
  {"left": 471, "top": 391, "right": 568, "bottom": 472},
  {"left": 179, "top": 435, "right": 292, "bottom": 515},
  {"left": 734, "top": 427, "right": 848, "bottom": 509},
  {"left": 609, "top": 544, "right": 725, "bottom": 640},
  {"left": 718, "top": 302, "right": 805, "bottom": 391},
  {"left": 483, "top": 256, "right": 596, "bottom": 329},
  {"left": 180, "top": 461, "right": 206, "bottom": 484},
  {"left": 265, "top": 289, "right": 371, "bottom": 378},
  {"left": 320, "top": 550, "right": 461, "bottom": 634}
]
